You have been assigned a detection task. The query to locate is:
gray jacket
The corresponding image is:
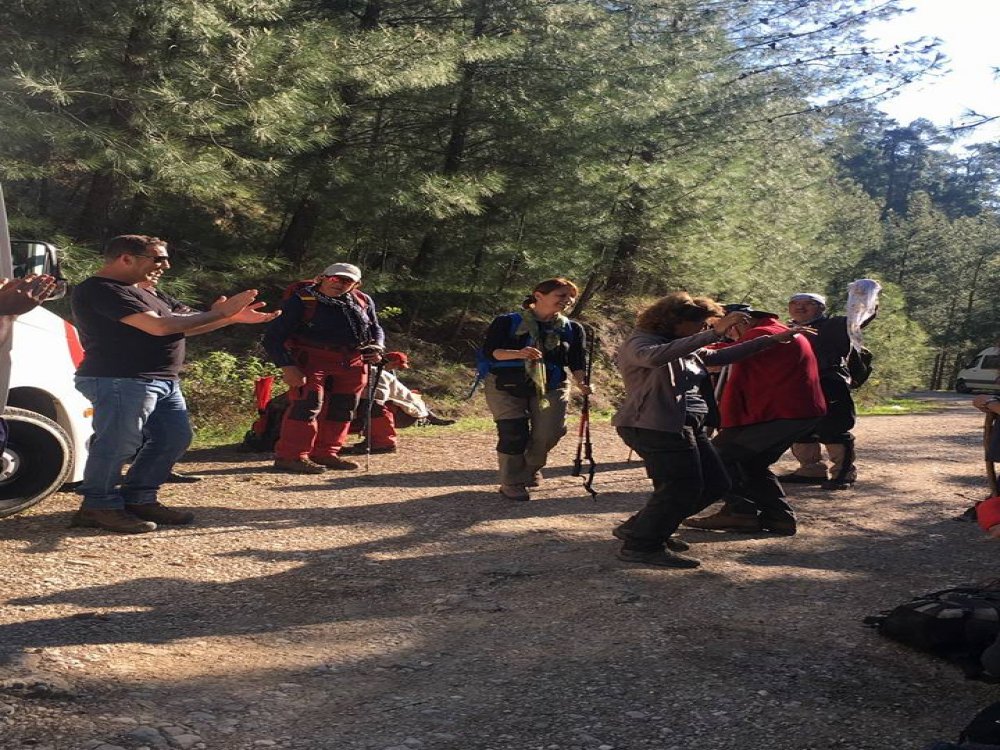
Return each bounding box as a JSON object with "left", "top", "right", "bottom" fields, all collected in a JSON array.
[{"left": 612, "top": 328, "right": 777, "bottom": 433}]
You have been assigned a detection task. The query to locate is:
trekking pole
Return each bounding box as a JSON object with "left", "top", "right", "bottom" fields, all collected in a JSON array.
[
  {"left": 362, "top": 350, "right": 385, "bottom": 474},
  {"left": 986, "top": 411, "right": 998, "bottom": 496},
  {"left": 571, "top": 325, "right": 598, "bottom": 498}
]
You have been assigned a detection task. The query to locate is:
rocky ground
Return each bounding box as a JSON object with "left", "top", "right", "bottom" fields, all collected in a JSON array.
[{"left": 1, "top": 392, "right": 998, "bottom": 750}]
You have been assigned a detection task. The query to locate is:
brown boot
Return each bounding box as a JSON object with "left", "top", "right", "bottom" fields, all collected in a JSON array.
[
  {"left": 127, "top": 503, "right": 195, "bottom": 525},
  {"left": 274, "top": 458, "right": 327, "bottom": 474},
  {"left": 309, "top": 455, "right": 360, "bottom": 470},
  {"left": 499, "top": 484, "right": 530, "bottom": 501},
  {"left": 70, "top": 508, "right": 157, "bottom": 534},
  {"left": 682, "top": 510, "right": 761, "bottom": 532}
]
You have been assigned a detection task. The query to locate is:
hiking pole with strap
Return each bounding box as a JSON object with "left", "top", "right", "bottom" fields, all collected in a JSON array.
[
  {"left": 986, "top": 411, "right": 998, "bottom": 496},
  {"left": 571, "top": 325, "right": 598, "bottom": 498},
  {"left": 360, "top": 345, "right": 385, "bottom": 473}
]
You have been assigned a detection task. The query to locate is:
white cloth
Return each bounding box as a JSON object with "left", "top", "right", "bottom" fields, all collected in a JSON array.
[{"left": 372, "top": 370, "right": 429, "bottom": 418}]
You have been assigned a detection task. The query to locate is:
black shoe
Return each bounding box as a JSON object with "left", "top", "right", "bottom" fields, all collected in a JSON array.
[
  {"left": 165, "top": 470, "right": 202, "bottom": 484},
  {"left": 127, "top": 503, "right": 195, "bottom": 525},
  {"left": 616, "top": 546, "right": 700, "bottom": 568},
  {"left": 612, "top": 524, "right": 690, "bottom": 552},
  {"left": 426, "top": 412, "right": 456, "bottom": 426}
]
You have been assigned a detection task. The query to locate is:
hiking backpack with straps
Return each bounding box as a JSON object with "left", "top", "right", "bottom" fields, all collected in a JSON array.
[
  {"left": 283, "top": 280, "right": 369, "bottom": 328},
  {"left": 864, "top": 586, "right": 1000, "bottom": 680},
  {"left": 467, "top": 313, "right": 577, "bottom": 399}
]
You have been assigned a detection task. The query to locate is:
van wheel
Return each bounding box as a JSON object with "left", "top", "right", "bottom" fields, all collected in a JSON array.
[
  {"left": 956, "top": 379, "right": 971, "bottom": 394},
  {"left": 0, "top": 407, "right": 73, "bottom": 519}
]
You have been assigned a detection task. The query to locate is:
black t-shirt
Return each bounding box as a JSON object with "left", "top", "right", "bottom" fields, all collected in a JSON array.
[{"left": 71, "top": 277, "right": 186, "bottom": 379}]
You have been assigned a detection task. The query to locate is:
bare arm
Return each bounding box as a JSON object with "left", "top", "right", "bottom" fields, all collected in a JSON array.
[
  {"left": 183, "top": 297, "right": 281, "bottom": 337},
  {"left": 120, "top": 289, "right": 260, "bottom": 336}
]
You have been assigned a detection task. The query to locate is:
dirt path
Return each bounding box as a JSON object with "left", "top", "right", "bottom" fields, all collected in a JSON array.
[{"left": 1, "top": 394, "right": 997, "bottom": 750}]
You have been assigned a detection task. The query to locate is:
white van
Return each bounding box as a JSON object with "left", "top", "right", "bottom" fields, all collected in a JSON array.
[
  {"left": 0, "top": 185, "right": 93, "bottom": 518},
  {"left": 955, "top": 347, "right": 1000, "bottom": 394}
]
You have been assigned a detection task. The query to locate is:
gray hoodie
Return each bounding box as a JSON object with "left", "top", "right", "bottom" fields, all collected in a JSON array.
[{"left": 612, "top": 328, "right": 777, "bottom": 433}]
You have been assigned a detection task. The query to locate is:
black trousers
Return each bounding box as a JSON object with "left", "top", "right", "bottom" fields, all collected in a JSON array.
[
  {"left": 712, "top": 417, "right": 820, "bottom": 524},
  {"left": 799, "top": 378, "right": 855, "bottom": 445},
  {"left": 616, "top": 422, "right": 731, "bottom": 552}
]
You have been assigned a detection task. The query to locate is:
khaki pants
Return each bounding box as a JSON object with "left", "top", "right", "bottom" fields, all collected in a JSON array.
[{"left": 484, "top": 374, "right": 570, "bottom": 486}]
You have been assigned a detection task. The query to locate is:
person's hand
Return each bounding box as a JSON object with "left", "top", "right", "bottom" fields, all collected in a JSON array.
[
  {"left": 771, "top": 324, "right": 815, "bottom": 343},
  {"left": 214, "top": 289, "right": 259, "bottom": 318},
  {"left": 0, "top": 274, "right": 58, "bottom": 316},
  {"left": 576, "top": 383, "right": 594, "bottom": 396},
  {"left": 712, "top": 311, "right": 749, "bottom": 337},
  {"left": 973, "top": 394, "right": 998, "bottom": 413},
  {"left": 281, "top": 365, "right": 306, "bottom": 388},
  {"left": 519, "top": 346, "right": 543, "bottom": 360},
  {"left": 226, "top": 301, "right": 281, "bottom": 325}
]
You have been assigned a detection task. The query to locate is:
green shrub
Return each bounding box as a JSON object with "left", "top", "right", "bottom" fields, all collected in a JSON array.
[{"left": 182, "top": 351, "right": 278, "bottom": 445}]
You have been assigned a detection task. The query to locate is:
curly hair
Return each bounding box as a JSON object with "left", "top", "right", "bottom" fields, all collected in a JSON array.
[{"left": 635, "top": 292, "right": 724, "bottom": 336}]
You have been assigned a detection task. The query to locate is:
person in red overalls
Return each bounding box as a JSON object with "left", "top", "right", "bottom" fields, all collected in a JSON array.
[{"left": 263, "top": 263, "right": 384, "bottom": 473}]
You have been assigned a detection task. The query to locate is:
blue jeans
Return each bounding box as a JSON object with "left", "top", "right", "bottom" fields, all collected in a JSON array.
[{"left": 75, "top": 377, "right": 193, "bottom": 509}]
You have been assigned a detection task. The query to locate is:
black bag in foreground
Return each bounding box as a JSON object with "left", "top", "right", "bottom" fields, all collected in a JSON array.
[{"left": 864, "top": 586, "right": 1000, "bottom": 680}]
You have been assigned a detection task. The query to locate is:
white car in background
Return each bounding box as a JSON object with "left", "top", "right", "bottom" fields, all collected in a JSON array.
[
  {"left": 0, "top": 185, "right": 92, "bottom": 518},
  {"left": 955, "top": 347, "right": 1000, "bottom": 394}
]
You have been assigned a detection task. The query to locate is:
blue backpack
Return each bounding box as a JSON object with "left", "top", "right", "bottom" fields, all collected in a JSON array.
[{"left": 467, "top": 313, "right": 575, "bottom": 398}]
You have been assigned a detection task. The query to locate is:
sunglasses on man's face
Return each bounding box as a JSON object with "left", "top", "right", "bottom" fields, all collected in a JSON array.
[
  {"left": 130, "top": 253, "right": 170, "bottom": 265},
  {"left": 322, "top": 275, "right": 355, "bottom": 282}
]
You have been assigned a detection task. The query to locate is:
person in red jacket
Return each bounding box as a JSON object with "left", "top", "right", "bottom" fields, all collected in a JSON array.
[{"left": 684, "top": 304, "right": 825, "bottom": 536}]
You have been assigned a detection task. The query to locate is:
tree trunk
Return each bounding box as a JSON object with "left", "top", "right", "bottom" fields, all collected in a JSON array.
[{"left": 411, "top": 1, "right": 488, "bottom": 278}]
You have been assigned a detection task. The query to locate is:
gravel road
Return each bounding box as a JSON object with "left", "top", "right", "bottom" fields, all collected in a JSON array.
[{"left": 1, "top": 393, "right": 997, "bottom": 750}]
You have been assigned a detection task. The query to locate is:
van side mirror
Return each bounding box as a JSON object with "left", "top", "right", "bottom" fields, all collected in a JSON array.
[{"left": 10, "top": 240, "right": 66, "bottom": 300}]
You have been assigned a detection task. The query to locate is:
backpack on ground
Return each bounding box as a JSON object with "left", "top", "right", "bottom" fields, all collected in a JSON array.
[
  {"left": 240, "top": 376, "right": 289, "bottom": 452},
  {"left": 466, "top": 313, "right": 576, "bottom": 399},
  {"left": 864, "top": 586, "right": 1000, "bottom": 680},
  {"left": 847, "top": 346, "right": 874, "bottom": 389}
]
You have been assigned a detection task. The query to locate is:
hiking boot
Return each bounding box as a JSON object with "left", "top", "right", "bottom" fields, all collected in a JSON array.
[
  {"left": 526, "top": 469, "right": 543, "bottom": 488},
  {"left": 339, "top": 443, "right": 396, "bottom": 456},
  {"left": 70, "top": 508, "right": 157, "bottom": 534},
  {"left": 309, "top": 455, "right": 360, "bottom": 470},
  {"left": 499, "top": 484, "right": 530, "bottom": 501},
  {"left": 165, "top": 470, "right": 202, "bottom": 484},
  {"left": 426, "top": 412, "right": 456, "bottom": 426},
  {"left": 616, "top": 546, "right": 700, "bottom": 569},
  {"left": 127, "top": 503, "right": 195, "bottom": 525},
  {"left": 612, "top": 523, "right": 690, "bottom": 552},
  {"left": 274, "top": 458, "right": 327, "bottom": 474},
  {"left": 682, "top": 511, "right": 762, "bottom": 532}
]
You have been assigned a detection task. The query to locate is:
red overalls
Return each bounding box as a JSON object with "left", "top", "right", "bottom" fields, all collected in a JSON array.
[{"left": 274, "top": 344, "right": 368, "bottom": 461}]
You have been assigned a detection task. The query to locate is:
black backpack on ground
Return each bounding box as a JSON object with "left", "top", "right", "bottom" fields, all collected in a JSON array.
[
  {"left": 240, "top": 391, "right": 289, "bottom": 452},
  {"left": 864, "top": 586, "right": 1000, "bottom": 680}
]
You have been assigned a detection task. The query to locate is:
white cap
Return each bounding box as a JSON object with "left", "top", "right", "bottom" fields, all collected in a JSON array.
[
  {"left": 789, "top": 292, "right": 826, "bottom": 306},
  {"left": 321, "top": 262, "right": 361, "bottom": 282}
]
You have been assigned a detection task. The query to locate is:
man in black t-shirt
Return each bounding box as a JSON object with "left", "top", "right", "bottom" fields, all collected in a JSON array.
[{"left": 70, "top": 234, "right": 279, "bottom": 534}]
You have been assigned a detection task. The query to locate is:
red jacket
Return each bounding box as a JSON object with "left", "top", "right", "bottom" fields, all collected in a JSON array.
[{"left": 717, "top": 317, "right": 826, "bottom": 429}]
